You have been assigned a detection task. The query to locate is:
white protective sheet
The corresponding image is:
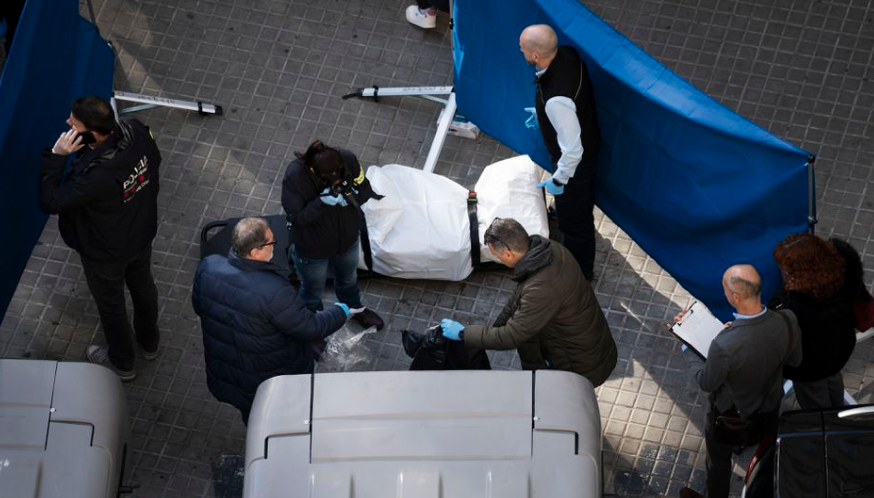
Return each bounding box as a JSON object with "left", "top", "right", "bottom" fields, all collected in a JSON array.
[
  {"left": 474, "top": 155, "right": 550, "bottom": 263},
  {"left": 359, "top": 156, "right": 549, "bottom": 280}
]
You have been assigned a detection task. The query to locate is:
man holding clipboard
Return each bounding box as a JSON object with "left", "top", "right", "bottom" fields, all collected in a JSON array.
[{"left": 671, "top": 265, "right": 802, "bottom": 498}]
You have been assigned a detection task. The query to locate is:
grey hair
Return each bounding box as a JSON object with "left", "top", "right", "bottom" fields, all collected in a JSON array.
[
  {"left": 484, "top": 218, "right": 530, "bottom": 253},
  {"left": 232, "top": 217, "right": 270, "bottom": 257},
  {"left": 727, "top": 275, "right": 761, "bottom": 299}
]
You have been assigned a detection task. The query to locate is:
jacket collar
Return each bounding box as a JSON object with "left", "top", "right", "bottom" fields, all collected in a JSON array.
[
  {"left": 511, "top": 235, "right": 553, "bottom": 281},
  {"left": 76, "top": 120, "right": 134, "bottom": 173},
  {"left": 731, "top": 308, "right": 773, "bottom": 326},
  {"left": 227, "top": 249, "right": 283, "bottom": 273}
]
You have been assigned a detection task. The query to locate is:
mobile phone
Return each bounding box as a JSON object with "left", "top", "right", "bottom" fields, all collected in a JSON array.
[{"left": 76, "top": 131, "right": 96, "bottom": 145}]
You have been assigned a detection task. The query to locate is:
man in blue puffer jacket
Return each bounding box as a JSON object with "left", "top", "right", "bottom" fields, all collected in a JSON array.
[{"left": 192, "top": 217, "right": 349, "bottom": 424}]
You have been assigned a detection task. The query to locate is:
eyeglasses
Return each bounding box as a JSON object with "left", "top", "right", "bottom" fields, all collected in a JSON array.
[
  {"left": 257, "top": 240, "right": 277, "bottom": 249},
  {"left": 485, "top": 233, "right": 509, "bottom": 251},
  {"left": 484, "top": 220, "right": 510, "bottom": 252},
  {"left": 485, "top": 219, "right": 503, "bottom": 247}
]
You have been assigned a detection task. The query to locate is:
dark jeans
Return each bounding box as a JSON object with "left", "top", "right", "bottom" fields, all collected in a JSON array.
[
  {"left": 554, "top": 161, "right": 596, "bottom": 279},
  {"left": 291, "top": 239, "right": 363, "bottom": 311},
  {"left": 704, "top": 404, "right": 778, "bottom": 498},
  {"left": 81, "top": 245, "right": 159, "bottom": 371},
  {"left": 416, "top": 0, "right": 450, "bottom": 12}
]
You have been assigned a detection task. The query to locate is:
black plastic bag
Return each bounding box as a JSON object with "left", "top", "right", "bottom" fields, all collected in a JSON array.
[{"left": 402, "top": 325, "right": 491, "bottom": 370}]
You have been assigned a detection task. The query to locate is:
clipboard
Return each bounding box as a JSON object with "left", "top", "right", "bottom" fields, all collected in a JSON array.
[{"left": 671, "top": 301, "right": 726, "bottom": 359}]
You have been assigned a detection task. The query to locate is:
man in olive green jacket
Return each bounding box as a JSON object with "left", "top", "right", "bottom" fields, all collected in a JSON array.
[{"left": 440, "top": 218, "right": 617, "bottom": 386}]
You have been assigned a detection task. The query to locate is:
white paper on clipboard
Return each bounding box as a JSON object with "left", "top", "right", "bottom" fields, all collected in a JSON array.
[{"left": 671, "top": 301, "right": 726, "bottom": 358}]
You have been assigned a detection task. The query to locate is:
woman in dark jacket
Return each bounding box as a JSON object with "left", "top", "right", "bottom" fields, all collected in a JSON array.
[{"left": 772, "top": 233, "right": 864, "bottom": 409}]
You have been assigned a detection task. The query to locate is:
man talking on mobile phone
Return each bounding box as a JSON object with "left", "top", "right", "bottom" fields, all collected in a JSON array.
[{"left": 39, "top": 96, "right": 162, "bottom": 382}]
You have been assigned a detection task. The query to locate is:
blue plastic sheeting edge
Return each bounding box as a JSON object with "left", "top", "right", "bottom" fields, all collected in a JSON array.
[
  {"left": 0, "top": 0, "right": 114, "bottom": 318},
  {"left": 452, "top": 0, "right": 811, "bottom": 320}
]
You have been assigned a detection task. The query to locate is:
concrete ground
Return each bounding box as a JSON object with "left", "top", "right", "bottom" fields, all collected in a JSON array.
[{"left": 2, "top": 0, "right": 873, "bottom": 496}]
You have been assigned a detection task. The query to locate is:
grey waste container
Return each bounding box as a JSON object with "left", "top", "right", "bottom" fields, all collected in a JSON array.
[
  {"left": 0, "top": 359, "right": 130, "bottom": 498},
  {"left": 244, "top": 370, "right": 602, "bottom": 497}
]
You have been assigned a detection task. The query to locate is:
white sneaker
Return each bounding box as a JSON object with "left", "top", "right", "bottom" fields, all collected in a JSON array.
[
  {"left": 86, "top": 345, "right": 137, "bottom": 382},
  {"left": 406, "top": 5, "right": 437, "bottom": 29}
]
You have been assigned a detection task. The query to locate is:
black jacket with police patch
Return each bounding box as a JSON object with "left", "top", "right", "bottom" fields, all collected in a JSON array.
[
  {"left": 40, "top": 118, "right": 161, "bottom": 260},
  {"left": 281, "top": 148, "right": 376, "bottom": 259}
]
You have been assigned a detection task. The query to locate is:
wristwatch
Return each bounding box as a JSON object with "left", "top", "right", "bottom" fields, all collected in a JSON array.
[{"left": 552, "top": 178, "right": 564, "bottom": 187}]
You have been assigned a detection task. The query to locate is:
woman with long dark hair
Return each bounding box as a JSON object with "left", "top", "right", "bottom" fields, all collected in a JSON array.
[{"left": 772, "top": 233, "right": 864, "bottom": 408}]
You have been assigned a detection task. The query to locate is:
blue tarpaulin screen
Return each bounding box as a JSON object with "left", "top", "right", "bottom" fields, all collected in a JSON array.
[
  {"left": 0, "top": 0, "right": 114, "bottom": 317},
  {"left": 453, "top": 0, "right": 812, "bottom": 320}
]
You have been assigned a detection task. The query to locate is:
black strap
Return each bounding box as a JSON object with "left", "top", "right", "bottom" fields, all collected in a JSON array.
[
  {"left": 745, "top": 310, "right": 797, "bottom": 418},
  {"left": 358, "top": 210, "right": 374, "bottom": 272},
  {"left": 777, "top": 310, "right": 795, "bottom": 364},
  {"left": 467, "top": 192, "right": 480, "bottom": 267}
]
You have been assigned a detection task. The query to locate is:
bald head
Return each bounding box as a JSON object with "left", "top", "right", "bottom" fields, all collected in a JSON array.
[
  {"left": 520, "top": 25, "right": 559, "bottom": 69},
  {"left": 722, "top": 264, "right": 762, "bottom": 303}
]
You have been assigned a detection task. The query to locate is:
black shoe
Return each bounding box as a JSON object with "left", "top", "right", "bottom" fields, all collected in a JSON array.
[
  {"left": 141, "top": 344, "right": 160, "bottom": 361},
  {"left": 351, "top": 308, "right": 385, "bottom": 331},
  {"left": 679, "top": 487, "right": 704, "bottom": 498}
]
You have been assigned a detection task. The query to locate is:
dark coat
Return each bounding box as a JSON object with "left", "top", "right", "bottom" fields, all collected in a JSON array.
[
  {"left": 192, "top": 251, "right": 346, "bottom": 421},
  {"left": 281, "top": 148, "right": 376, "bottom": 259},
  {"left": 463, "top": 236, "right": 617, "bottom": 386},
  {"left": 778, "top": 238, "right": 863, "bottom": 382},
  {"left": 40, "top": 119, "right": 161, "bottom": 260}
]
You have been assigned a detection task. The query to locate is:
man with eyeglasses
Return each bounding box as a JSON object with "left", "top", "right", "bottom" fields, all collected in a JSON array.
[
  {"left": 439, "top": 218, "right": 617, "bottom": 387},
  {"left": 192, "top": 217, "right": 351, "bottom": 424}
]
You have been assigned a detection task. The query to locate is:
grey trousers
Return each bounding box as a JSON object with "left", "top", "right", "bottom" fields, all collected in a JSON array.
[{"left": 794, "top": 372, "right": 846, "bottom": 409}]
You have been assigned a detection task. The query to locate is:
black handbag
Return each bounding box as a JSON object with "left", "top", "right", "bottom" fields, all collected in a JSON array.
[
  {"left": 712, "top": 311, "right": 794, "bottom": 446},
  {"left": 713, "top": 410, "right": 768, "bottom": 447}
]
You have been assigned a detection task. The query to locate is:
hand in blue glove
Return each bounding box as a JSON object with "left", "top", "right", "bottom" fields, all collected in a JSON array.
[
  {"left": 440, "top": 318, "right": 465, "bottom": 341},
  {"left": 524, "top": 107, "right": 539, "bottom": 130},
  {"left": 320, "top": 187, "right": 348, "bottom": 207},
  {"left": 535, "top": 178, "right": 565, "bottom": 196},
  {"left": 334, "top": 302, "right": 351, "bottom": 317}
]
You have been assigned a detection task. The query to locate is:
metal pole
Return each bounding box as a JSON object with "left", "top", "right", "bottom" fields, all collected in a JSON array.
[
  {"left": 807, "top": 155, "right": 817, "bottom": 233},
  {"left": 423, "top": 92, "right": 457, "bottom": 173},
  {"left": 113, "top": 91, "right": 223, "bottom": 116},
  {"left": 84, "top": 0, "right": 99, "bottom": 31},
  {"left": 342, "top": 86, "right": 453, "bottom": 100}
]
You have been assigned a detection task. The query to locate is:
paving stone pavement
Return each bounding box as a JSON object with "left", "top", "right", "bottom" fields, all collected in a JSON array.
[{"left": 2, "top": 0, "right": 873, "bottom": 496}]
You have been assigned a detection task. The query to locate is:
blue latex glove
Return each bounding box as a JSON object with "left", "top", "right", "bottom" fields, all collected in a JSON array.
[
  {"left": 334, "top": 302, "right": 351, "bottom": 317},
  {"left": 536, "top": 178, "right": 565, "bottom": 196},
  {"left": 320, "top": 187, "right": 348, "bottom": 207},
  {"left": 440, "top": 318, "right": 465, "bottom": 341},
  {"left": 524, "top": 107, "right": 539, "bottom": 130}
]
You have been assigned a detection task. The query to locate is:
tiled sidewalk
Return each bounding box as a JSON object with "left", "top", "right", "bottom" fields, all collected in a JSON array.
[{"left": 2, "top": 0, "right": 873, "bottom": 496}]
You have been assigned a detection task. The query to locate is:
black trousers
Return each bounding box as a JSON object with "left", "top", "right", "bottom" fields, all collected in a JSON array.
[
  {"left": 416, "top": 0, "right": 450, "bottom": 12},
  {"left": 704, "top": 404, "right": 778, "bottom": 498},
  {"left": 794, "top": 372, "right": 846, "bottom": 409},
  {"left": 81, "top": 245, "right": 159, "bottom": 371},
  {"left": 554, "top": 161, "right": 596, "bottom": 279}
]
